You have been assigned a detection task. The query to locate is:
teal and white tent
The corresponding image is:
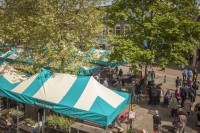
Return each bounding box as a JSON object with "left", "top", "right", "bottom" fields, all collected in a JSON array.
[
  {"left": 0, "top": 48, "right": 21, "bottom": 62},
  {"left": 88, "top": 48, "right": 126, "bottom": 67},
  {"left": 0, "top": 62, "right": 28, "bottom": 83},
  {"left": 0, "top": 69, "right": 130, "bottom": 126},
  {"left": 0, "top": 48, "right": 100, "bottom": 76}
]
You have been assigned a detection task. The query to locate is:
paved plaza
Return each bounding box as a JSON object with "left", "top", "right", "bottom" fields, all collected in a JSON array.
[{"left": 109, "top": 65, "right": 200, "bottom": 133}]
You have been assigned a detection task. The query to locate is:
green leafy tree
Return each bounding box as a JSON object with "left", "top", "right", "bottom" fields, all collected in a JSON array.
[
  {"left": 107, "top": 0, "right": 200, "bottom": 79},
  {"left": 0, "top": 0, "right": 107, "bottom": 73}
]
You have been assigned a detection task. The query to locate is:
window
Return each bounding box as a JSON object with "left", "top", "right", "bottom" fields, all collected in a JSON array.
[
  {"left": 103, "top": 30, "right": 106, "bottom": 35},
  {"left": 124, "top": 25, "right": 130, "bottom": 33},
  {"left": 115, "top": 26, "right": 120, "bottom": 35},
  {"left": 108, "top": 29, "right": 113, "bottom": 35}
]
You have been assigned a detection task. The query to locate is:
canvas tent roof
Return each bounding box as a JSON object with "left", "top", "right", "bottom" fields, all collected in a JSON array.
[
  {"left": 0, "top": 48, "right": 100, "bottom": 76},
  {"left": 87, "top": 48, "right": 126, "bottom": 67},
  {"left": 0, "top": 69, "right": 130, "bottom": 126},
  {"left": 0, "top": 62, "right": 28, "bottom": 84}
]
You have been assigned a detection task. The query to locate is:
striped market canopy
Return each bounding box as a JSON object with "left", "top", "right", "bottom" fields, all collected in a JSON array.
[
  {"left": 87, "top": 48, "right": 126, "bottom": 67},
  {"left": 0, "top": 69, "right": 130, "bottom": 126},
  {"left": 0, "top": 48, "right": 101, "bottom": 76},
  {"left": 0, "top": 62, "right": 28, "bottom": 84}
]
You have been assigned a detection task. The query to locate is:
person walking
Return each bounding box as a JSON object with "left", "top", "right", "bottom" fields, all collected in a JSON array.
[
  {"left": 180, "top": 86, "right": 188, "bottom": 107},
  {"left": 103, "top": 77, "right": 108, "bottom": 87},
  {"left": 169, "top": 94, "right": 179, "bottom": 117},
  {"left": 175, "top": 110, "right": 187, "bottom": 133},
  {"left": 151, "top": 85, "right": 158, "bottom": 106},
  {"left": 194, "top": 102, "right": 200, "bottom": 127},
  {"left": 188, "top": 69, "right": 193, "bottom": 81},
  {"left": 164, "top": 89, "right": 171, "bottom": 107},
  {"left": 192, "top": 81, "right": 198, "bottom": 101},
  {"left": 119, "top": 69, "right": 123, "bottom": 77},
  {"left": 112, "top": 115, "right": 123, "bottom": 131},
  {"left": 182, "top": 68, "right": 188, "bottom": 81},
  {"left": 193, "top": 69, "right": 198, "bottom": 82},
  {"left": 153, "top": 110, "right": 161, "bottom": 133},
  {"left": 4, "top": 115, "right": 14, "bottom": 133},
  {"left": 186, "top": 77, "right": 191, "bottom": 87},
  {"left": 148, "top": 85, "right": 153, "bottom": 105},
  {"left": 156, "top": 86, "right": 163, "bottom": 105},
  {"left": 183, "top": 97, "right": 193, "bottom": 116},
  {"left": 176, "top": 77, "right": 180, "bottom": 88},
  {"left": 188, "top": 87, "right": 196, "bottom": 103},
  {"left": 175, "top": 88, "right": 181, "bottom": 102}
]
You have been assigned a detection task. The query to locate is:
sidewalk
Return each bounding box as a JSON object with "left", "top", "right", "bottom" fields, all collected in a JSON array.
[{"left": 109, "top": 65, "right": 200, "bottom": 133}]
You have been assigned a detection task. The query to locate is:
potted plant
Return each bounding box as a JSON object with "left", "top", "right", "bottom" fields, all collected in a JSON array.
[
  {"left": 9, "top": 109, "right": 24, "bottom": 117},
  {"left": 25, "top": 118, "right": 36, "bottom": 127},
  {"left": 46, "top": 115, "right": 58, "bottom": 129}
]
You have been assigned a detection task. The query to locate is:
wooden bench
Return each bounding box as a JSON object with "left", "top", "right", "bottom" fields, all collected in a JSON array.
[{"left": 71, "top": 122, "right": 105, "bottom": 133}]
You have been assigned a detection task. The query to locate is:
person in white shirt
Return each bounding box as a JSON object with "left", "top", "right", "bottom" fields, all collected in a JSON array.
[{"left": 104, "top": 78, "right": 108, "bottom": 87}]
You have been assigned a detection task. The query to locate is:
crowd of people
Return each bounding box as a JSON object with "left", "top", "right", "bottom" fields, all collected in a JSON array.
[{"left": 149, "top": 67, "right": 200, "bottom": 133}]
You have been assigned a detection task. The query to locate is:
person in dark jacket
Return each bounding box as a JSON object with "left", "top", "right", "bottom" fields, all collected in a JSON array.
[
  {"left": 153, "top": 110, "right": 161, "bottom": 133},
  {"left": 148, "top": 85, "right": 153, "bottom": 105},
  {"left": 180, "top": 86, "right": 188, "bottom": 107},
  {"left": 176, "top": 77, "right": 180, "bottom": 88},
  {"left": 119, "top": 69, "right": 123, "bottom": 77},
  {"left": 151, "top": 85, "right": 158, "bottom": 106}
]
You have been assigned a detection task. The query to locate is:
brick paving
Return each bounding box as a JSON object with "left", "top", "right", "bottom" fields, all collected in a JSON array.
[{"left": 108, "top": 65, "right": 200, "bottom": 133}]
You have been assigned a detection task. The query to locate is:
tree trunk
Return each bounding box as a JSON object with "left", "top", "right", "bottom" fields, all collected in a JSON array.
[
  {"left": 192, "top": 45, "right": 198, "bottom": 70},
  {"left": 142, "top": 64, "right": 148, "bottom": 94}
]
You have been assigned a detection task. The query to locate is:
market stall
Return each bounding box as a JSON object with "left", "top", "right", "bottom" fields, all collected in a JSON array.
[{"left": 0, "top": 69, "right": 130, "bottom": 132}]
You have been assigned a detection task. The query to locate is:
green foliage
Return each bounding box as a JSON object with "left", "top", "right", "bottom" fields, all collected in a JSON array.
[
  {"left": 127, "top": 128, "right": 143, "bottom": 133},
  {"left": 9, "top": 108, "right": 24, "bottom": 117},
  {"left": 25, "top": 118, "right": 36, "bottom": 126},
  {"left": 107, "top": 0, "right": 200, "bottom": 72},
  {"left": 0, "top": 0, "right": 107, "bottom": 74},
  {"left": 46, "top": 115, "right": 74, "bottom": 131}
]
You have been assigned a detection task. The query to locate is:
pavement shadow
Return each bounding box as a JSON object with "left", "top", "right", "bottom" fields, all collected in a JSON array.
[{"left": 161, "top": 125, "right": 175, "bottom": 133}]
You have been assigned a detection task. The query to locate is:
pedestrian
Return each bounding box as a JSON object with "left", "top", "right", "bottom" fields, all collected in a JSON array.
[
  {"left": 193, "top": 69, "right": 198, "bottom": 82},
  {"left": 148, "top": 85, "right": 153, "bottom": 105},
  {"left": 186, "top": 77, "right": 191, "bottom": 87},
  {"left": 151, "top": 85, "right": 158, "bottom": 106},
  {"left": 119, "top": 69, "right": 123, "bottom": 77},
  {"left": 180, "top": 86, "right": 188, "bottom": 107},
  {"left": 112, "top": 115, "right": 123, "bottom": 131},
  {"left": 104, "top": 77, "right": 108, "bottom": 87},
  {"left": 175, "top": 108, "right": 187, "bottom": 133},
  {"left": 176, "top": 77, "right": 180, "bottom": 88},
  {"left": 156, "top": 86, "right": 163, "bottom": 105},
  {"left": 175, "top": 88, "right": 181, "bottom": 101},
  {"left": 153, "top": 110, "right": 161, "bottom": 133},
  {"left": 188, "top": 87, "right": 195, "bottom": 103},
  {"left": 135, "top": 83, "right": 141, "bottom": 97},
  {"left": 194, "top": 102, "right": 200, "bottom": 127},
  {"left": 169, "top": 94, "right": 178, "bottom": 117},
  {"left": 188, "top": 69, "right": 193, "bottom": 81},
  {"left": 182, "top": 68, "right": 188, "bottom": 81},
  {"left": 4, "top": 114, "right": 14, "bottom": 133},
  {"left": 164, "top": 89, "right": 171, "bottom": 107},
  {"left": 183, "top": 97, "right": 193, "bottom": 116},
  {"left": 192, "top": 81, "right": 198, "bottom": 98}
]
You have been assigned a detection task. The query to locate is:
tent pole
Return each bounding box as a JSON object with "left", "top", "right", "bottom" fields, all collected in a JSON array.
[
  {"left": 106, "top": 126, "right": 108, "bottom": 133},
  {"left": 69, "top": 123, "right": 71, "bottom": 133},
  {"left": 38, "top": 112, "right": 40, "bottom": 133},
  {"left": 17, "top": 102, "right": 19, "bottom": 133},
  {"left": 7, "top": 98, "right": 8, "bottom": 109},
  {"left": 42, "top": 116, "right": 44, "bottom": 133},
  {"left": 44, "top": 109, "right": 46, "bottom": 123}
]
